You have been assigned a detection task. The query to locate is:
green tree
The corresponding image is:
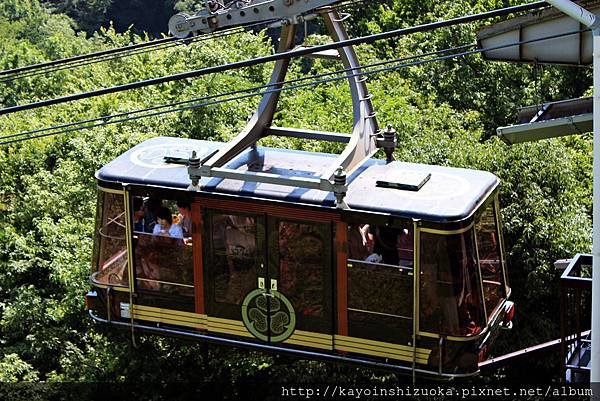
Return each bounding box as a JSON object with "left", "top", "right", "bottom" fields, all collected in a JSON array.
[{"left": 42, "top": 0, "right": 113, "bottom": 33}]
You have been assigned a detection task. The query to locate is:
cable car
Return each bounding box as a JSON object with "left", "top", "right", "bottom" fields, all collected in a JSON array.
[
  {"left": 86, "top": 134, "right": 514, "bottom": 378},
  {"left": 86, "top": 2, "right": 514, "bottom": 379}
]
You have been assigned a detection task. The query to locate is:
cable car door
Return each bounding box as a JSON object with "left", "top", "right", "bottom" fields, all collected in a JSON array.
[
  {"left": 204, "top": 207, "right": 332, "bottom": 345},
  {"left": 262, "top": 217, "right": 333, "bottom": 344},
  {"left": 203, "top": 210, "right": 266, "bottom": 339}
]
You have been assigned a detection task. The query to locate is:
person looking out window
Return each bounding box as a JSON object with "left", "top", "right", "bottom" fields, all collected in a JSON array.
[
  {"left": 177, "top": 201, "right": 192, "bottom": 237},
  {"left": 153, "top": 207, "right": 183, "bottom": 239}
]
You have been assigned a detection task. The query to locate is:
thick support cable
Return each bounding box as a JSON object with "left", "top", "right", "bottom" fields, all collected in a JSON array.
[
  {"left": 0, "top": 23, "right": 269, "bottom": 83},
  {"left": 0, "top": 37, "right": 176, "bottom": 77},
  {"left": 0, "top": 0, "right": 369, "bottom": 82},
  {"left": 0, "top": 28, "right": 585, "bottom": 145},
  {"left": 0, "top": 1, "right": 548, "bottom": 117},
  {"left": 0, "top": 44, "right": 473, "bottom": 144}
]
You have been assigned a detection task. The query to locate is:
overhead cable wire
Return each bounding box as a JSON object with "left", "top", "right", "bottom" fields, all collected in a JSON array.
[
  {"left": 0, "top": 27, "right": 583, "bottom": 146},
  {"left": 0, "top": 20, "right": 269, "bottom": 77},
  {"left": 0, "top": 22, "right": 272, "bottom": 84},
  {"left": 1, "top": 28, "right": 579, "bottom": 145},
  {"left": 0, "top": 1, "right": 549, "bottom": 117},
  {"left": 0, "top": 37, "right": 175, "bottom": 77},
  {"left": 335, "top": 0, "right": 371, "bottom": 8},
  {"left": 0, "top": 42, "right": 476, "bottom": 144},
  {"left": 0, "top": 27, "right": 253, "bottom": 84},
  {"left": 2, "top": 37, "right": 202, "bottom": 83},
  {"left": 0, "top": 0, "right": 372, "bottom": 82}
]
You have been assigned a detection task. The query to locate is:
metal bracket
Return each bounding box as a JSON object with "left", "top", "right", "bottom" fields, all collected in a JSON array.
[
  {"left": 169, "top": 0, "right": 344, "bottom": 37},
  {"left": 376, "top": 125, "right": 398, "bottom": 163}
]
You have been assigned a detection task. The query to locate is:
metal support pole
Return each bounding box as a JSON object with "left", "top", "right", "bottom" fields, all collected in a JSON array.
[
  {"left": 544, "top": 0, "right": 600, "bottom": 389},
  {"left": 592, "top": 27, "right": 600, "bottom": 389},
  {"left": 544, "top": 0, "right": 598, "bottom": 27}
]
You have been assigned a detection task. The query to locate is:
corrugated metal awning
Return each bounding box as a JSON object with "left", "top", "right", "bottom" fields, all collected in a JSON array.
[
  {"left": 477, "top": 0, "right": 600, "bottom": 65},
  {"left": 497, "top": 97, "right": 592, "bottom": 144}
]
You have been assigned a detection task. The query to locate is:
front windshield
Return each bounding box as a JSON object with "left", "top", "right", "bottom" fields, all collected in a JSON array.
[
  {"left": 476, "top": 202, "right": 506, "bottom": 317},
  {"left": 92, "top": 190, "right": 128, "bottom": 287}
]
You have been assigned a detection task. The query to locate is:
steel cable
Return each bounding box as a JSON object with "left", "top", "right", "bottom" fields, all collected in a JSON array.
[
  {"left": 0, "top": 42, "right": 476, "bottom": 144},
  {"left": 0, "top": 1, "right": 549, "bottom": 117},
  {"left": 0, "top": 26, "right": 583, "bottom": 146},
  {"left": 0, "top": 0, "right": 373, "bottom": 83},
  {"left": 0, "top": 21, "right": 273, "bottom": 83}
]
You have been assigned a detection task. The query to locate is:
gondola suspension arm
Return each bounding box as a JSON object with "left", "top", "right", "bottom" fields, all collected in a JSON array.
[{"left": 175, "top": 3, "right": 391, "bottom": 208}]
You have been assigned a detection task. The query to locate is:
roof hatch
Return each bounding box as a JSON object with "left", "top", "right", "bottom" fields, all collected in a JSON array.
[{"left": 376, "top": 170, "right": 431, "bottom": 191}]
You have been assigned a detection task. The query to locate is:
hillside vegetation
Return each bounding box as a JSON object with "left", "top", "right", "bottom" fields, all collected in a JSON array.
[{"left": 0, "top": 0, "right": 593, "bottom": 396}]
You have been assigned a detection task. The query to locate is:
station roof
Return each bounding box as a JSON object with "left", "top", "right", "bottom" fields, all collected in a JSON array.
[
  {"left": 496, "top": 97, "right": 592, "bottom": 144},
  {"left": 97, "top": 136, "right": 499, "bottom": 222},
  {"left": 477, "top": 0, "right": 600, "bottom": 65}
]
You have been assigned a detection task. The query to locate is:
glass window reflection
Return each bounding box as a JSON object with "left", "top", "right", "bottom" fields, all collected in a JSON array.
[
  {"left": 211, "top": 214, "right": 258, "bottom": 305},
  {"left": 93, "top": 191, "right": 128, "bottom": 287},
  {"left": 419, "top": 230, "right": 485, "bottom": 336},
  {"left": 476, "top": 203, "right": 505, "bottom": 317}
]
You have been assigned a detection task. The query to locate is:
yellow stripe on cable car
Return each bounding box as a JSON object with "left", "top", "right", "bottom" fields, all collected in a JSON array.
[
  {"left": 206, "top": 316, "right": 254, "bottom": 337},
  {"left": 289, "top": 329, "right": 332, "bottom": 341},
  {"left": 284, "top": 330, "right": 333, "bottom": 348},
  {"left": 130, "top": 304, "right": 207, "bottom": 328},
  {"left": 334, "top": 335, "right": 431, "bottom": 363},
  {"left": 133, "top": 309, "right": 206, "bottom": 326},
  {"left": 134, "top": 304, "right": 206, "bottom": 320},
  {"left": 284, "top": 337, "right": 333, "bottom": 350},
  {"left": 334, "top": 345, "right": 429, "bottom": 365}
]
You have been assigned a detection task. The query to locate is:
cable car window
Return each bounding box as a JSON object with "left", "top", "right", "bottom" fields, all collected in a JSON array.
[
  {"left": 92, "top": 191, "right": 128, "bottom": 287},
  {"left": 475, "top": 202, "right": 506, "bottom": 317},
  {"left": 277, "top": 221, "right": 326, "bottom": 318},
  {"left": 132, "top": 197, "right": 193, "bottom": 295},
  {"left": 419, "top": 230, "right": 485, "bottom": 337},
  {"left": 131, "top": 197, "right": 189, "bottom": 240},
  {"left": 211, "top": 213, "right": 258, "bottom": 305},
  {"left": 347, "top": 223, "right": 414, "bottom": 343},
  {"left": 347, "top": 224, "right": 413, "bottom": 266}
]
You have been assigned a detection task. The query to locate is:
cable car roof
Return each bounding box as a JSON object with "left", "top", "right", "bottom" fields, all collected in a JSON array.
[{"left": 97, "top": 136, "right": 499, "bottom": 222}]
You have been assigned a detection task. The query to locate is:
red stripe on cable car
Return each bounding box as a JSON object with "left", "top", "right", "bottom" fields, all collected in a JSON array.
[
  {"left": 193, "top": 199, "right": 205, "bottom": 316},
  {"left": 336, "top": 221, "right": 348, "bottom": 336}
]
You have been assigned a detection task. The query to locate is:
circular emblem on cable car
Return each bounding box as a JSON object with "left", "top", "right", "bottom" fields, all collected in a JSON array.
[
  {"left": 241, "top": 289, "right": 296, "bottom": 342},
  {"left": 129, "top": 143, "right": 211, "bottom": 169}
]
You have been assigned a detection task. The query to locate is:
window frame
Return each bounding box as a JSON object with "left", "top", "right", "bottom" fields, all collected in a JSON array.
[
  {"left": 473, "top": 197, "right": 507, "bottom": 321},
  {"left": 126, "top": 188, "right": 196, "bottom": 307},
  {"left": 344, "top": 214, "right": 416, "bottom": 344}
]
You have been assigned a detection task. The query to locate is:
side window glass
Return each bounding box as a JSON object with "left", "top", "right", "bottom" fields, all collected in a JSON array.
[
  {"left": 277, "top": 221, "right": 326, "bottom": 318},
  {"left": 419, "top": 231, "right": 485, "bottom": 336},
  {"left": 346, "top": 222, "right": 414, "bottom": 343},
  {"left": 93, "top": 191, "right": 128, "bottom": 287},
  {"left": 132, "top": 196, "right": 193, "bottom": 296},
  {"left": 347, "top": 224, "right": 413, "bottom": 267},
  {"left": 131, "top": 197, "right": 191, "bottom": 240},
  {"left": 476, "top": 203, "right": 505, "bottom": 316}
]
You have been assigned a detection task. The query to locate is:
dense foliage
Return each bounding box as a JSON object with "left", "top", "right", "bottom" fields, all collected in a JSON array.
[{"left": 0, "top": 0, "right": 593, "bottom": 396}]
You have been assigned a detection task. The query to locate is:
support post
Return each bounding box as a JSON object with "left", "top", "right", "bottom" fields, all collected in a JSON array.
[
  {"left": 592, "top": 27, "right": 600, "bottom": 389},
  {"left": 544, "top": 0, "right": 599, "bottom": 390}
]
